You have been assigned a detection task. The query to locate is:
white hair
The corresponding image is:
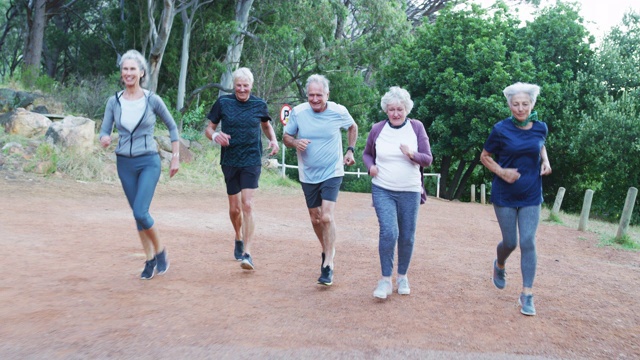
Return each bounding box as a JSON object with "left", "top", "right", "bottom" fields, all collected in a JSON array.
[
  {"left": 232, "top": 67, "right": 254, "bottom": 85},
  {"left": 380, "top": 86, "right": 414, "bottom": 114},
  {"left": 119, "top": 49, "right": 149, "bottom": 87},
  {"left": 503, "top": 82, "right": 540, "bottom": 107},
  {"left": 306, "top": 74, "right": 330, "bottom": 94}
]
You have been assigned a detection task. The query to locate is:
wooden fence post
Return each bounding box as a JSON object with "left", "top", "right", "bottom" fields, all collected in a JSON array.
[
  {"left": 578, "top": 189, "right": 594, "bottom": 231},
  {"left": 471, "top": 184, "right": 476, "bottom": 203},
  {"left": 551, "top": 187, "right": 566, "bottom": 217},
  {"left": 480, "top": 184, "right": 486, "bottom": 205},
  {"left": 616, "top": 187, "right": 638, "bottom": 239}
]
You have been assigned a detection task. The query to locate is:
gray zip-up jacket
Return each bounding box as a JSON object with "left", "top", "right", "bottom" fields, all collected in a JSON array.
[{"left": 100, "top": 89, "right": 179, "bottom": 158}]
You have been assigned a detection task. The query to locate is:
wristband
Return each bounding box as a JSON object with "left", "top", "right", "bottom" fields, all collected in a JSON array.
[
  {"left": 212, "top": 132, "right": 220, "bottom": 143},
  {"left": 347, "top": 146, "right": 355, "bottom": 154}
]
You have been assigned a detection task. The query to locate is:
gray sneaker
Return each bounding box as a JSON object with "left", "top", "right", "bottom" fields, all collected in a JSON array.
[
  {"left": 240, "top": 253, "right": 255, "bottom": 270},
  {"left": 373, "top": 279, "right": 392, "bottom": 299},
  {"left": 519, "top": 293, "right": 536, "bottom": 316},
  {"left": 397, "top": 277, "right": 410, "bottom": 295},
  {"left": 492, "top": 259, "right": 506, "bottom": 289}
]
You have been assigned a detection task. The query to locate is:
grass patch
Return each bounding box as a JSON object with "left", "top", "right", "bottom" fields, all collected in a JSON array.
[
  {"left": 540, "top": 207, "right": 640, "bottom": 250},
  {"left": 24, "top": 142, "right": 58, "bottom": 175},
  {"left": 545, "top": 211, "right": 563, "bottom": 224},
  {"left": 600, "top": 234, "right": 640, "bottom": 250}
]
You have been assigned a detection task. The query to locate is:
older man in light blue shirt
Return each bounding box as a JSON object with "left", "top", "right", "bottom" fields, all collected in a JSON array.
[{"left": 283, "top": 74, "right": 358, "bottom": 286}]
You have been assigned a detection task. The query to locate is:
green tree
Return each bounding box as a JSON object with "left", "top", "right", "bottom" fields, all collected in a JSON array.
[
  {"left": 593, "top": 11, "right": 640, "bottom": 97},
  {"left": 380, "top": 2, "right": 528, "bottom": 200}
]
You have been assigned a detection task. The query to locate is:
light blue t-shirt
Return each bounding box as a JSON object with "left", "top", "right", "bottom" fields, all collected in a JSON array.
[{"left": 285, "top": 101, "right": 355, "bottom": 183}]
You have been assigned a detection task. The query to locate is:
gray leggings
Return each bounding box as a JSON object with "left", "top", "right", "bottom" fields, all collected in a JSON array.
[
  {"left": 372, "top": 184, "right": 420, "bottom": 277},
  {"left": 493, "top": 204, "right": 541, "bottom": 288}
]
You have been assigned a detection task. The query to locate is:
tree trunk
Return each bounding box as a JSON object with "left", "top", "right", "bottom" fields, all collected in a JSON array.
[
  {"left": 22, "top": 0, "right": 47, "bottom": 84},
  {"left": 439, "top": 155, "right": 452, "bottom": 200},
  {"left": 147, "top": 0, "right": 176, "bottom": 92},
  {"left": 176, "top": 8, "right": 191, "bottom": 117},
  {"left": 449, "top": 158, "right": 466, "bottom": 199},
  {"left": 218, "top": 0, "right": 254, "bottom": 97},
  {"left": 452, "top": 151, "right": 482, "bottom": 200}
]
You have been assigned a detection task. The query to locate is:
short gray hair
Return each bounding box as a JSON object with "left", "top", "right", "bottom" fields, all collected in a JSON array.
[
  {"left": 380, "top": 86, "right": 414, "bottom": 114},
  {"left": 503, "top": 82, "right": 540, "bottom": 107},
  {"left": 232, "top": 67, "right": 254, "bottom": 85},
  {"left": 306, "top": 74, "right": 330, "bottom": 94},
  {"left": 119, "top": 49, "right": 149, "bottom": 87}
]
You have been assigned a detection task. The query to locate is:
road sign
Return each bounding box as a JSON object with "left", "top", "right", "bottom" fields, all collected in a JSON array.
[{"left": 280, "top": 104, "right": 292, "bottom": 126}]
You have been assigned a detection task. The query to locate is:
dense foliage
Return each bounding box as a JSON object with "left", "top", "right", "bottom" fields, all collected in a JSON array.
[{"left": 0, "top": 0, "right": 638, "bottom": 224}]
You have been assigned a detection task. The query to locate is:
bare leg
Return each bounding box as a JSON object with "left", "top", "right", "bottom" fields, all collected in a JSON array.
[
  {"left": 308, "top": 207, "right": 325, "bottom": 252},
  {"left": 228, "top": 193, "right": 243, "bottom": 242},
  {"left": 138, "top": 229, "right": 155, "bottom": 260},
  {"left": 142, "top": 226, "right": 163, "bottom": 256},
  {"left": 239, "top": 188, "right": 256, "bottom": 254},
  {"left": 319, "top": 200, "right": 337, "bottom": 269}
]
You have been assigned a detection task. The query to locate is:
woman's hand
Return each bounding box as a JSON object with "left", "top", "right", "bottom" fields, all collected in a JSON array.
[
  {"left": 169, "top": 156, "right": 179, "bottom": 178},
  {"left": 499, "top": 168, "right": 521, "bottom": 184},
  {"left": 100, "top": 135, "right": 111, "bottom": 148},
  {"left": 369, "top": 165, "right": 379, "bottom": 177},
  {"left": 399, "top": 144, "right": 414, "bottom": 160},
  {"left": 540, "top": 161, "right": 552, "bottom": 176}
]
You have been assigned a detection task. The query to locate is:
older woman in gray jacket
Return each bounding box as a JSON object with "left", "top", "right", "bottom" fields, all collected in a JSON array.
[{"left": 99, "top": 49, "right": 179, "bottom": 280}]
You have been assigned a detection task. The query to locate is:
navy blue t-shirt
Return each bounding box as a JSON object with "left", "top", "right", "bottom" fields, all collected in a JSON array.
[
  {"left": 207, "top": 94, "right": 271, "bottom": 167},
  {"left": 483, "top": 119, "right": 548, "bottom": 207}
]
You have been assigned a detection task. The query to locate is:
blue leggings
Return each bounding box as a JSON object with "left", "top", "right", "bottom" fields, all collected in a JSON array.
[
  {"left": 372, "top": 184, "right": 421, "bottom": 277},
  {"left": 117, "top": 154, "right": 161, "bottom": 231},
  {"left": 493, "top": 204, "right": 541, "bottom": 288}
]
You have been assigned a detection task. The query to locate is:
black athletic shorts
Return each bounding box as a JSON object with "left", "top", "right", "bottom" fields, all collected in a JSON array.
[
  {"left": 300, "top": 176, "right": 343, "bottom": 208},
  {"left": 222, "top": 165, "right": 261, "bottom": 195}
]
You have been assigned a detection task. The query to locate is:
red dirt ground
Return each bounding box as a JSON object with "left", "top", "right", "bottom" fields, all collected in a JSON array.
[{"left": 1, "top": 171, "right": 639, "bottom": 359}]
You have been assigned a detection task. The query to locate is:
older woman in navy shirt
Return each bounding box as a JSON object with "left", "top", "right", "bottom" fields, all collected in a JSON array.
[{"left": 480, "top": 82, "right": 552, "bottom": 316}]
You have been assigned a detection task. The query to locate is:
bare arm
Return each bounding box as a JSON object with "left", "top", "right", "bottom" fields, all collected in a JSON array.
[
  {"left": 343, "top": 123, "right": 358, "bottom": 166},
  {"left": 540, "top": 145, "right": 552, "bottom": 176},
  {"left": 480, "top": 149, "right": 520, "bottom": 184},
  {"left": 169, "top": 140, "right": 180, "bottom": 178},
  {"left": 205, "top": 121, "right": 230, "bottom": 146},
  {"left": 283, "top": 132, "right": 311, "bottom": 152},
  {"left": 261, "top": 121, "right": 280, "bottom": 156}
]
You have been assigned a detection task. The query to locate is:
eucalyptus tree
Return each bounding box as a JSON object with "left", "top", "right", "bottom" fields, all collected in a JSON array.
[{"left": 175, "top": 0, "right": 214, "bottom": 113}]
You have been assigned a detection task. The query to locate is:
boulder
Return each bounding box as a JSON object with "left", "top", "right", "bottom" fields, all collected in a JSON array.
[
  {"left": 32, "top": 105, "right": 50, "bottom": 114},
  {"left": 155, "top": 135, "right": 172, "bottom": 152},
  {"left": 0, "top": 89, "right": 37, "bottom": 112},
  {"left": 0, "top": 88, "right": 15, "bottom": 112},
  {"left": 45, "top": 116, "right": 95, "bottom": 151},
  {"left": 3, "top": 108, "right": 52, "bottom": 137}
]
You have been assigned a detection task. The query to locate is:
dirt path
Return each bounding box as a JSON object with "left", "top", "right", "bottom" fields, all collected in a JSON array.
[{"left": 1, "top": 173, "right": 638, "bottom": 359}]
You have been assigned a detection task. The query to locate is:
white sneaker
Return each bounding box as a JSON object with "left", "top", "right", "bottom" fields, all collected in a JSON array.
[
  {"left": 373, "top": 279, "right": 392, "bottom": 299},
  {"left": 397, "top": 277, "right": 410, "bottom": 295}
]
